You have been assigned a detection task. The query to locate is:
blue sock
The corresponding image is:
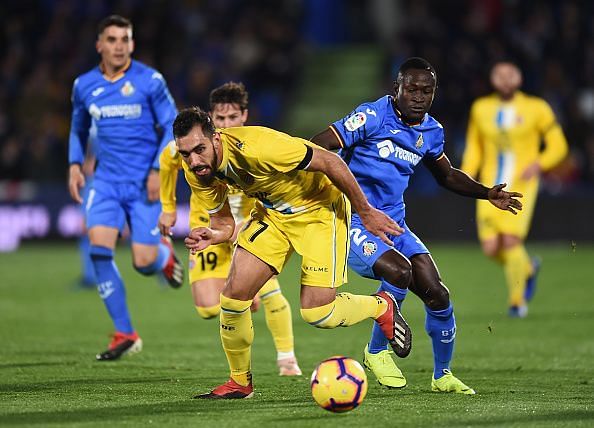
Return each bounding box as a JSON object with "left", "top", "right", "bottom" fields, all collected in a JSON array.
[
  {"left": 89, "top": 245, "right": 134, "bottom": 334},
  {"left": 368, "top": 280, "right": 409, "bottom": 354},
  {"left": 425, "top": 303, "right": 456, "bottom": 379},
  {"left": 134, "top": 241, "right": 170, "bottom": 275},
  {"left": 79, "top": 234, "right": 96, "bottom": 284}
]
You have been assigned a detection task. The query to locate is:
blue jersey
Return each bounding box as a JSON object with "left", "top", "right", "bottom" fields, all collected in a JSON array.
[
  {"left": 68, "top": 60, "right": 177, "bottom": 184},
  {"left": 332, "top": 95, "right": 445, "bottom": 221}
]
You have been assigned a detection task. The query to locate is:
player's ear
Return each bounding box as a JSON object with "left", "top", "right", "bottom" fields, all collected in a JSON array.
[
  {"left": 96, "top": 39, "right": 102, "bottom": 54},
  {"left": 130, "top": 39, "right": 135, "bottom": 54}
]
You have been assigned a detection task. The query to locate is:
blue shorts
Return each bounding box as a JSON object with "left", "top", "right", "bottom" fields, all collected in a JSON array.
[
  {"left": 85, "top": 179, "right": 161, "bottom": 245},
  {"left": 348, "top": 215, "right": 429, "bottom": 280}
]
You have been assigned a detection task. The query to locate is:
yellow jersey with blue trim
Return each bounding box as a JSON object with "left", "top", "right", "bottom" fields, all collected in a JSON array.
[{"left": 189, "top": 126, "right": 337, "bottom": 215}]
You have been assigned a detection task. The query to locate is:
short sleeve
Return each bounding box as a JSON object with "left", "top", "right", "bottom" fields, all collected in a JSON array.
[
  {"left": 425, "top": 126, "right": 445, "bottom": 160},
  {"left": 330, "top": 103, "right": 382, "bottom": 148},
  {"left": 251, "top": 129, "right": 311, "bottom": 173},
  {"left": 535, "top": 99, "right": 557, "bottom": 134},
  {"left": 192, "top": 182, "right": 229, "bottom": 215}
]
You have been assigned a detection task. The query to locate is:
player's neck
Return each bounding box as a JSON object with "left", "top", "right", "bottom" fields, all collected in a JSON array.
[
  {"left": 391, "top": 97, "right": 422, "bottom": 127},
  {"left": 100, "top": 59, "right": 131, "bottom": 81},
  {"left": 498, "top": 91, "right": 517, "bottom": 102}
]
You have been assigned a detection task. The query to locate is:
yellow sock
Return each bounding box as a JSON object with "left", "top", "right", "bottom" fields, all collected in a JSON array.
[
  {"left": 220, "top": 294, "right": 254, "bottom": 386},
  {"left": 300, "top": 293, "right": 386, "bottom": 328},
  {"left": 259, "top": 278, "right": 294, "bottom": 354},
  {"left": 195, "top": 304, "right": 220, "bottom": 319},
  {"left": 500, "top": 245, "right": 532, "bottom": 307}
]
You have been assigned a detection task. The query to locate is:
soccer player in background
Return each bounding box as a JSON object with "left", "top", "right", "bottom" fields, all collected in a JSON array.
[
  {"left": 77, "top": 150, "right": 96, "bottom": 288},
  {"left": 311, "top": 57, "right": 522, "bottom": 394},
  {"left": 158, "top": 82, "right": 301, "bottom": 376},
  {"left": 67, "top": 15, "right": 184, "bottom": 361},
  {"left": 173, "top": 107, "right": 412, "bottom": 399},
  {"left": 462, "top": 62, "right": 568, "bottom": 317}
]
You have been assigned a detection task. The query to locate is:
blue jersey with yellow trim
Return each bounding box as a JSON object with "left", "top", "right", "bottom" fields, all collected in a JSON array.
[
  {"left": 332, "top": 95, "right": 444, "bottom": 220},
  {"left": 68, "top": 59, "right": 177, "bottom": 184}
]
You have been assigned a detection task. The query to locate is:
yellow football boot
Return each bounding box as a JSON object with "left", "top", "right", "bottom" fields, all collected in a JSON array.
[
  {"left": 363, "top": 345, "right": 406, "bottom": 388},
  {"left": 431, "top": 369, "right": 475, "bottom": 395}
]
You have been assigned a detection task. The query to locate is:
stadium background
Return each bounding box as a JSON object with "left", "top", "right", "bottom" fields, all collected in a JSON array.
[{"left": 0, "top": 0, "right": 593, "bottom": 251}]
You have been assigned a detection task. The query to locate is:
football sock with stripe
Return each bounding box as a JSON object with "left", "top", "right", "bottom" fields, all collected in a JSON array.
[
  {"left": 220, "top": 294, "right": 254, "bottom": 387},
  {"left": 133, "top": 241, "right": 171, "bottom": 275},
  {"left": 89, "top": 245, "right": 134, "bottom": 334},
  {"left": 368, "top": 280, "right": 408, "bottom": 354},
  {"left": 500, "top": 245, "right": 532, "bottom": 307},
  {"left": 300, "top": 293, "right": 387, "bottom": 328},
  {"left": 259, "top": 278, "right": 294, "bottom": 354},
  {"left": 425, "top": 303, "right": 455, "bottom": 379},
  {"left": 195, "top": 304, "right": 220, "bottom": 319}
]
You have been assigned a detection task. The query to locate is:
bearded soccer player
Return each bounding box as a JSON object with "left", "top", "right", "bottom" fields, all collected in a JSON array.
[
  {"left": 462, "top": 62, "right": 568, "bottom": 317},
  {"left": 172, "top": 107, "right": 412, "bottom": 399},
  {"left": 159, "top": 82, "right": 301, "bottom": 376},
  {"left": 68, "top": 15, "right": 184, "bottom": 360},
  {"left": 311, "top": 57, "right": 522, "bottom": 394}
]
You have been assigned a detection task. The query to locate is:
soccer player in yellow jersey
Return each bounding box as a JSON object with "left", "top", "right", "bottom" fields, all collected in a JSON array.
[
  {"left": 158, "top": 83, "right": 301, "bottom": 376},
  {"left": 173, "top": 107, "right": 412, "bottom": 399},
  {"left": 462, "top": 62, "right": 568, "bottom": 317}
]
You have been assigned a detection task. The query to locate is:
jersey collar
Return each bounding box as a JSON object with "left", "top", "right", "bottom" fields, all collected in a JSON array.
[{"left": 99, "top": 59, "right": 132, "bottom": 82}]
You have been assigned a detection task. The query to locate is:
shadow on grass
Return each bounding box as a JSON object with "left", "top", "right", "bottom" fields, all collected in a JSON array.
[{"left": 0, "top": 362, "right": 77, "bottom": 370}]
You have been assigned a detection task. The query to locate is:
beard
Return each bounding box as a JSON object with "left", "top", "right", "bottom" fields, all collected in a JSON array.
[{"left": 193, "top": 146, "right": 218, "bottom": 186}]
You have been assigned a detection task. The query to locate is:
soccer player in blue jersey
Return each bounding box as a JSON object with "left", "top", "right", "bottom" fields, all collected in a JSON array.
[
  {"left": 312, "top": 57, "right": 523, "bottom": 394},
  {"left": 67, "top": 15, "right": 184, "bottom": 361}
]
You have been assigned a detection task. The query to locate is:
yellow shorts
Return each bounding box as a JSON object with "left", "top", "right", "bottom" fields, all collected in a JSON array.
[
  {"left": 188, "top": 242, "right": 233, "bottom": 284},
  {"left": 237, "top": 191, "right": 350, "bottom": 288},
  {"left": 476, "top": 191, "right": 537, "bottom": 241}
]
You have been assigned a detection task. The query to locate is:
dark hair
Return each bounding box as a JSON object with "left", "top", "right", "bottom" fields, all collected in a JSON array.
[
  {"left": 97, "top": 15, "right": 133, "bottom": 37},
  {"left": 396, "top": 57, "right": 437, "bottom": 85},
  {"left": 209, "top": 82, "right": 249, "bottom": 111},
  {"left": 173, "top": 107, "right": 216, "bottom": 139}
]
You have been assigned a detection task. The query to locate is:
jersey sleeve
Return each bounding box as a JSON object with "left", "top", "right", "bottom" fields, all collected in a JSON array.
[
  {"left": 330, "top": 103, "right": 382, "bottom": 148},
  {"left": 191, "top": 182, "right": 229, "bottom": 215},
  {"left": 148, "top": 71, "right": 177, "bottom": 170},
  {"left": 425, "top": 126, "right": 445, "bottom": 160},
  {"left": 252, "top": 129, "right": 312, "bottom": 173},
  {"left": 536, "top": 100, "right": 568, "bottom": 171},
  {"left": 461, "top": 102, "right": 483, "bottom": 178},
  {"left": 159, "top": 141, "right": 182, "bottom": 213},
  {"left": 68, "top": 78, "right": 92, "bottom": 165}
]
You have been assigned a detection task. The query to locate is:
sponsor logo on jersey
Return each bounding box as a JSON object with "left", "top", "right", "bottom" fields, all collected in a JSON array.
[
  {"left": 235, "top": 141, "right": 245, "bottom": 150},
  {"left": 390, "top": 129, "right": 401, "bottom": 134},
  {"left": 415, "top": 133, "right": 424, "bottom": 148},
  {"left": 376, "top": 140, "right": 421, "bottom": 165},
  {"left": 362, "top": 241, "right": 377, "bottom": 256},
  {"left": 88, "top": 103, "right": 142, "bottom": 120},
  {"left": 120, "top": 80, "right": 135, "bottom": 97},
  {"left": 304, "top": 265, "right": 329, "bottom": 272},
  {"left": 92, "top": 87, "right": 105, "bottom": 97},
  {"left": 366, "top": 108, "right": 377, "bottom": 117},
  {"left": 344, "top": 112, "right": 367, "bottom": 131}
]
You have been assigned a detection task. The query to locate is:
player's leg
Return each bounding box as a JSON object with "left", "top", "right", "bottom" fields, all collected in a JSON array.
[
  {"left": 258, "top": 277, "right": 301, "bottom": 376},
  {"left": 127, "top": 191, "right": 183, "bottom": 288},
  {"left": 293, "top": 195, "right": 411, "bottom": 358},
  {"left": 189, "top": 244, "right": 232, "bottom": 319},
  {"left": 409, "top": 253, "right": 474, "bottom": 395},
  {"left": 499, "top": 234, "right": 534, "bottom": 317},
  {"left": 195, "top": 246, "right": 275, "bottom": 399},
  {"left": 78, "top": 181, "right": 96, "bottom": 287},
  {"left": 86, "top": 182, "right": 141, "bottom": 361}
]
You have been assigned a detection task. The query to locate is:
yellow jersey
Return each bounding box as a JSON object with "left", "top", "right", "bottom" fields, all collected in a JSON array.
[
  {"left": 182, "top": 126, "right": 336, "bottom": 216},
  {"left": 462, "top": 91, "right": 568, "bottom": 190}
]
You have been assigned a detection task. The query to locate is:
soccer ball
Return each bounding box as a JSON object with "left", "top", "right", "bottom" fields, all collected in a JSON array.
[{"left": 310, "top": 356, "right": 368, "bottom": 413}]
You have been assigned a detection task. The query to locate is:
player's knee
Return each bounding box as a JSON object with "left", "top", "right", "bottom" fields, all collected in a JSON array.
[
  {"left": 196, "top": 304, "right": 221, "bottom": 319},
  {"left": 425, "top": 284, "right": 450, "bottom": 310},
  {"left": 300, "top": 301, "right": 337, "bottom": 329},
  {"left": 380, "top": 261, "right": 412, "bottom": 289}
]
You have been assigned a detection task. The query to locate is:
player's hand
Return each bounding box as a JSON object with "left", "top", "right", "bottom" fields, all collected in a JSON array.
[
  {"left": 185, "top": 227, "right": 214, "bottom": 253},
  {"left": 488, "top": 183, "right": 523, "bottom": 215},
  {"left": 520, "top": 162, "right": 541, "bottom": 180},
  {"left": 146, "top": 170, "right": 160, "bottom": 202},
  {"left": 358, "top": 205, "right": 404, "bottom": 246},
  {"left": 159, "top": 211, "right": 177, "bottom": 236},
  {"left": 68, "top": 164, "right": 85, "bottom": 204}
]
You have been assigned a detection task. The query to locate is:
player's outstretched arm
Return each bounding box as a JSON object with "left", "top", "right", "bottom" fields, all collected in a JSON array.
[
  {"left": 310, "top": 128, "right": 342, "bottom": 151},
  {"left": 306, "top": 147, "right": 403, "bottom": 245},
  {"left": 184, "top": 200, "right": 235, "bottom": 253},
  {"left": 424, "top": 154, "right": 523, "bottom": 214}
]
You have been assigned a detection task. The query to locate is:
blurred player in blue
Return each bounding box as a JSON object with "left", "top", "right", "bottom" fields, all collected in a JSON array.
[
  {"left": 312, "top": 57, "right": 522, "bottom": 394},
  {"left": 68, "top": 15, "right": 183, "bottom": 361}
]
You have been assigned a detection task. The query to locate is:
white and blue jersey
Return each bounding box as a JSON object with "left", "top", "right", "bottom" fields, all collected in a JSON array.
[
  {"left": 68, "top": 60, "right": 177, "bottom": 244},
  {"left": 331, "top": 95, "right": 445, "bottom": 278}
]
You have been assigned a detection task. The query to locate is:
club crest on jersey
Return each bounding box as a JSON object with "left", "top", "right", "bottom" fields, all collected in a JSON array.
[
  {"left": 344, "top": 112, "right": 366, "bottom": 132},
  {"left": 362, "top": 241, "right": 377, "bottom": 257},
  {"left": 121, "top": 81, "right": 135, "bottom": 97},
  {"left": 235, "top": 141, "right": 245, "bottom": 150},
  {"left": 415, "top": 133, "right": 424, "bottom": 148}
]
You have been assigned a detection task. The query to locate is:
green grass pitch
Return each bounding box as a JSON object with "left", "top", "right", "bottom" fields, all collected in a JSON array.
[{"left": 1, "top": 242, "right": 593, "bottom": 427}]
